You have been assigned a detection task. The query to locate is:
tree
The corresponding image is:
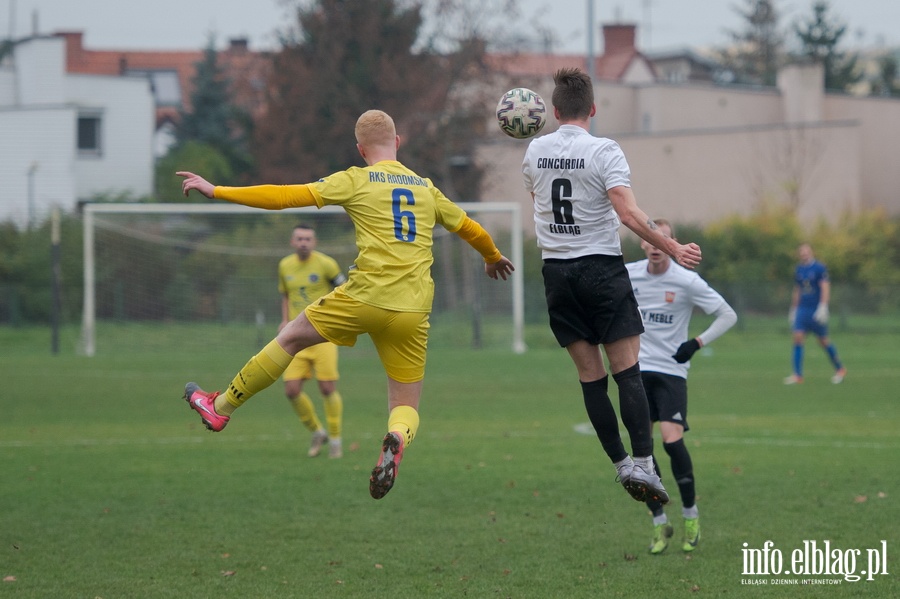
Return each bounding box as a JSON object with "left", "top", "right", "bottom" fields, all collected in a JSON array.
[
  {"left": 870, "top": 54, "right": 900, "bottom": 97},
  {"left": 154, "top": 141, "right": 234, "bottom": 203},
  {"left": 793, "top": 1, "right": 861, "bottom": 92},
  {"left": 176, "top": 37, "right": 254, "bottom": 183},
  {"left": 254, "top": 0, "right": 495, "bottom": 198},
  {"left": 719, "top": 0, "right": 785, "bottom": 86}
]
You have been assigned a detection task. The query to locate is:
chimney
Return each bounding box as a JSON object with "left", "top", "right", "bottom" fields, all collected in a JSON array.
[
  {"left": 602, "top": 24, "right": 637, "bottom": 54},
  {"left": 54, "top": 31, "right": 85, "bottom": 70},
  {"left": 229, "top": 38, "right": 249, "bottom": 54}
]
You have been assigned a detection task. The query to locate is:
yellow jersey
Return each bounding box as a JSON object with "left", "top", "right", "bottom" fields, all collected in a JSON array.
[
  {"left": 308, "top": 160, "right": 466, "bottom": 312},
  {"left": 278, "top": 251, "right": 345, "bottom": 320}
]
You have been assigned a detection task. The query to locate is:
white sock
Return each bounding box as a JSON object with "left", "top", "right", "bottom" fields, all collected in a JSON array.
[
  {"left": 683, "top": 505, "right": 699, "bottom": 519},
  {"left": 613, "top": 455, "right": 633, "bottom": 469},
  {"left": 653, "top": 514, "right": 669, "bottom": 526},
  {"left": 633, "top": 455, "right": 654, "bottom": 470}
]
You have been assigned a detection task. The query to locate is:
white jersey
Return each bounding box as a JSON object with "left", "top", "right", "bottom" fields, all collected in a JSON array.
[
  {"left": 523, "top": 125, "right": 629, "bottom": 259},
  {"left": 626, "top": 259, "right": 729, "bottom": 378}
]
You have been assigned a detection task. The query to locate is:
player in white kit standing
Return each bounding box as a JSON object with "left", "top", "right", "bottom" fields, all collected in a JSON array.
[
  {"left": 627, "top": 219, "right": 737, "bottom": 553},
  {"left": 522, "top": 67, "right": 703, "bottom": 504}
]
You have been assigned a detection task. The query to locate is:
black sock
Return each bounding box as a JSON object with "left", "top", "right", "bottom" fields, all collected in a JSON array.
[
  {"left": 664, "top": 438, "right": 695, "bottom": 508},
  {"left": 580, "top": 377, "right": 627, "bottom": 463},
  {"left": 612, "top": 363, "right": 653, "bottom": 458}
]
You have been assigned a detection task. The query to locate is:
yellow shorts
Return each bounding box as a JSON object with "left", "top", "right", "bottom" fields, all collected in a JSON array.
[
  {"left": 304, "top": 288, "right": 429, "bottom": 383},
  {"left": 283, "top": 341, "right": 339, "bottom": 382}
]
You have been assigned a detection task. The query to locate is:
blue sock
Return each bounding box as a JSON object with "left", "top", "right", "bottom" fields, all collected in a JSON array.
[
  {"left": 792, "top": 345, "right": 803, "bottom": 376},
  {"left": 825, "top": 344, "right": 843, "bottom": 370}
]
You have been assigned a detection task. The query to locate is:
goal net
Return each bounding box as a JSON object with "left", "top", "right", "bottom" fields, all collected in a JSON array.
[{"left": 79, "top": 203, "right": 525, "bottom": 356}]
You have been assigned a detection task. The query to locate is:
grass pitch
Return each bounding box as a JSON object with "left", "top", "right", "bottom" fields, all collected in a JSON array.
[{"left": 1, "top": 320, "right": 898, "bottom": 598}]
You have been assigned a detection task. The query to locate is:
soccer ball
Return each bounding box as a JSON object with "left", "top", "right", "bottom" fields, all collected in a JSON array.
[{"left": 496, "top": 88, "right": 547, "bottom": 139}]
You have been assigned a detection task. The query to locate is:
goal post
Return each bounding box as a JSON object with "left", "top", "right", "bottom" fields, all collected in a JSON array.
[{"left": 79, "top": 202, "right": 526, "bottom": 356}]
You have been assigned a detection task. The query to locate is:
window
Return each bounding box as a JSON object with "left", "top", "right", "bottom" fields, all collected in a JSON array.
[
  {"left": 77, "top": 114, "right": 102, "bottom": 155},
  {"left": 125, "top": 69, "right": 182, "bottom": 107}
]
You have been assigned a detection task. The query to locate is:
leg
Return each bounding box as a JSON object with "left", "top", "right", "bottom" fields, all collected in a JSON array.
[
  {"left": 286, "top": 376, "right": 329, "bottom": 457},
  {"left": 816, "top": 334, "right": 846, "bottom": 383},
  {"left": 368, "top": 309, "right": 428, "bottom": 499},
  {"left": 659, "top": 422, "right": 699, "bottom": 552},
  {"left": 786, "top": 330, "right": 806, "bottom": 384},
  {"left": 220, "top": 313, "right": 327, "bottom": 413},
  {"left": 566, "top": 340, "right": 629, "bottom": 463},
  {"left": 286, "top": 378, "right": 324, "bottom": 433},
  {"left": 658, "top": 422, "right": 693, "bottom": 508},
  {"left": 369, "top": 377, "right": 422, "bottom": 500},
  {"left": 604, "top": 335, "right": 653, "bottom": 459},
  {"left": 645, "top": 418, "right": 674, "bottom": 555},
  {"left": 308, "top": 342, "right": 343, "bottom": 456},
  {"left": 184, "top": 312, "right": 327, "bottom": 432},
  {"left": 317, "top": 379, "right": 344, "bottom": 457},
  {"left": 604, "top": 336, "right": 668, "bottom": 504}
]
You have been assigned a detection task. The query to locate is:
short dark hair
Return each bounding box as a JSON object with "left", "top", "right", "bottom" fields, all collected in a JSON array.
[
  {"left": 294, "top": 223, "right": 315, "bottom": 232},
  {"left": 653, "top": 218, "right": 673, "bottom": 236},
  {"left": 552, "top": 67, "right": 594, "bottom": 120}
]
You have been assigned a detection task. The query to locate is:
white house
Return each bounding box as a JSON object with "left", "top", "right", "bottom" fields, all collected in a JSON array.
[{"left": 0, "top": 35, "right": 155, "bottom": 227}]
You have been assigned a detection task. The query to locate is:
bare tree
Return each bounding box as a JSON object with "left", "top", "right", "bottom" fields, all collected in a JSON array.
[{"left": 719, "top": 0, "right": 785, "bottom": 86}]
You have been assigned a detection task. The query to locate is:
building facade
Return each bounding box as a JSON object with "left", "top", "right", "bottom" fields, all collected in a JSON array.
[
  {"left": 481, "top": 25, "right": 900, "bottom": 231},
  {"left": 0, "top": 35, "right": 155, "bottom": 226}
]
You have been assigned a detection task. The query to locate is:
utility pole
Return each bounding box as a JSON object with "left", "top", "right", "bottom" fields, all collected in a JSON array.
[
  {"left": 27, "top": 161, "right": 38, "bottom": 229},
  {"left": 586, "top": 0, "right": 596, "bottom": 134}
]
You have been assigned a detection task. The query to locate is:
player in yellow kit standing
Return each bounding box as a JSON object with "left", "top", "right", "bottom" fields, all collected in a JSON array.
[
  {"left": 177, "top": 109, "right": 515, "bottom": 499},
  {"left": 278, "top": 224, "right": 348, "bottom": 459}
]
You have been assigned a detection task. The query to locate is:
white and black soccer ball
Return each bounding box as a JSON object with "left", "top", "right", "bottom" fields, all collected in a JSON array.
[{"left": 496, "top": 88, "right": 547, "bottom": 139}]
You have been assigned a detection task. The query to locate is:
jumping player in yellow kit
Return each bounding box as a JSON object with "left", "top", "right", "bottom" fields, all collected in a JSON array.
[
  {"left": 278, "top": 224, "right": 347, "bottom": 459},
  {"left": 177, "top": 109, "right": 514, "bottom": 499}
]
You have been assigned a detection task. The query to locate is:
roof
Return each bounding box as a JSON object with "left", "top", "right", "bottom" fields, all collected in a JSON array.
[{"left": 56, "top": 31, "right": 271, "bottom": 123}]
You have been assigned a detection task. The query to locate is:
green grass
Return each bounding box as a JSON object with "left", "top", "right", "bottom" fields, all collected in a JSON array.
[{"left": 1, "top": 321, "right": 898, "bottom": 598}]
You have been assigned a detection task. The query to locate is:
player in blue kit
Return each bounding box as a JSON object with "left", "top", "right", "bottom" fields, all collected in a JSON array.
[
  {"left": 627, "top": 219, "right": 737, "bottom": 553},
  {"left": 784, "top": 243, "right": 846, "bottom": 385}
]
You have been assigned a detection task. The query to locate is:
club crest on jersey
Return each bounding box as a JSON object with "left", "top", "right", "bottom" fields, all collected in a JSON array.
[
  {"left": 309, "top": 274, "right": 320, "bottom": 283},
  {"left": 665, "top": 291, "right": 676, "bottom": 303}
]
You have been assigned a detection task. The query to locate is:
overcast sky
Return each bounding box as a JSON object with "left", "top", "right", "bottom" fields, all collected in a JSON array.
[{"left": 3, "top": 0, "right": 900, "bottom": 54}]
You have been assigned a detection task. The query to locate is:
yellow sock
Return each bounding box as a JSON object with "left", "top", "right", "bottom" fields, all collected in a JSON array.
[
  {"left": 216, "top": 340, "right": 294, "bottom": 415},
  {"left": 388, "top": 405, "right": 419, "bottom": 447},
  {"left": 323, "top": 391, "right": 343, "bottom": 439},
  {"left": 289, "top": 392, "right": 322, "bottom": 432}
]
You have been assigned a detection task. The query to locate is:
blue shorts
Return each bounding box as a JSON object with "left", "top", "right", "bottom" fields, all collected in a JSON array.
[{"left": 793, "top": 308, "right": 827, "bottom": 337}]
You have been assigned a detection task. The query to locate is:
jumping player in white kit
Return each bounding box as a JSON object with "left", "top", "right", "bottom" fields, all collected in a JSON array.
[{"left": 522, "top": 67, "right": 703, "bottom": 505}]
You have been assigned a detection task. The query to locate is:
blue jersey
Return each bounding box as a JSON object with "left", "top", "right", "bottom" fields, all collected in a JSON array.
[{"left": 795, "top": 261, "right": 828, "bottom": 310}]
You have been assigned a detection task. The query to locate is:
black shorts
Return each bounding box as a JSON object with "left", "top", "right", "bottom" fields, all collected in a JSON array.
[
  {"left": 542, "top": 254, "right": 644, "bottom": 347},
  {"left": 641, "top": 371, "right": 689, "bottom": 431}
]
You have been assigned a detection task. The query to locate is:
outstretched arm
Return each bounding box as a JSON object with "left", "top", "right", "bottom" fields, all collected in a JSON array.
[
  {"left": 608, "top": 186, "right": 702, "bottom": 269},
  {"left": 176, "top": 171, "right": 318, "bottom": 209}
]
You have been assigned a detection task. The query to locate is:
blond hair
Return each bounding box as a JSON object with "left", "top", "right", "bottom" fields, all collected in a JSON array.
[{"left": 355, "top": 110, "right": 397, "bottom": 147}]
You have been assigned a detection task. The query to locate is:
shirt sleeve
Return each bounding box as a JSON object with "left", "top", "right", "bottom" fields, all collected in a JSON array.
[
  {"left": 689, "top": 276, "right": 737, "bottom": 346},
  {"left": 696, "top": 302, "right": 737, "bottom": 347},
  {"left": 522, "top": 146, "right": 534, "bottom": 193},
  {"left": 277, "top": 259, "right": 287, "bottom": 295},
  {"left": 451, "top": 216, "right": 502, "bottom": 263},
  {"left": 325, "top": 256, "right": 347, "bottom": 286},
  {"left": 601, "top": 142, "right": 631, "bottom": 190},
  {"left": 213, "top": 184, "right": 318, "bottom": 209}
]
